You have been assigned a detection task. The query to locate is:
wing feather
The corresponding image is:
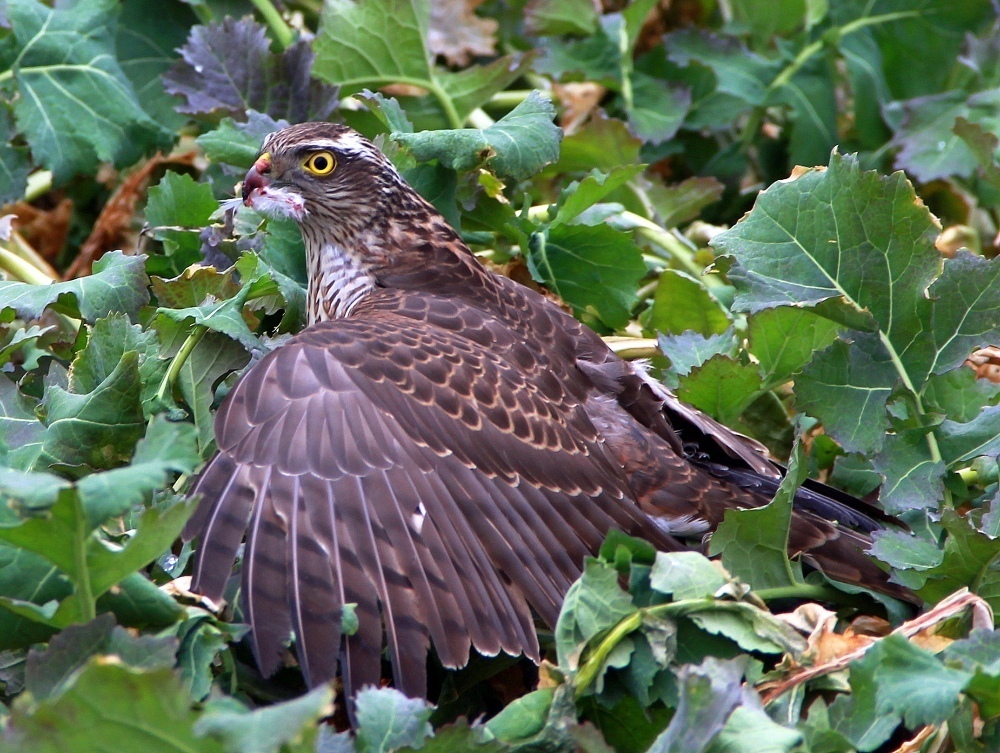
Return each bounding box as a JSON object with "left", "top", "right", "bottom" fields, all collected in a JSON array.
[{"left": 187, "top": 312, "right": 675, "bottom": 696}]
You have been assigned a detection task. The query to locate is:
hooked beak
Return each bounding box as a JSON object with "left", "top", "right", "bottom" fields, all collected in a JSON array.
[{"left": 242, "top": 153, "right": 272, "bottom": 205}]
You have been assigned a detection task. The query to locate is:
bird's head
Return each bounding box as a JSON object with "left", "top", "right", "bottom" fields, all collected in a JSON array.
[{"left": 242, "top": 123, "right": 409, "bottom": 245}]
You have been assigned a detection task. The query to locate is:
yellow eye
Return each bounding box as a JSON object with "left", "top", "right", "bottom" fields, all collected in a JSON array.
[{"left": 302, "top": 151, "right": 337, "bottom": 176}]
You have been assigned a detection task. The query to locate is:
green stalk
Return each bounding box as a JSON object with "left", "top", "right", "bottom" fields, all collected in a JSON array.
[
  {"left": 73, "top": 503, "right": 97, "bottom": 623},
  {"left": 574, "top": 611, "right": 644, "bottom": 697},
  {"left": 487, "top": 90, "right": 539, "bottom": 110},
  {"left": 250, "top": 0, "right": 295, "bottom": 50},
  {"left": 427, "top": 81, "right": 464, "bottom": 130},
  {"left": 622, "top": 213, "right": 723, "bottom": 287},
  {"left": 742, "top": 10, "right": 922, "bottom": 150},
  {"left": 0, "top": 246, "right": 53, "bottom": 285},
  {"left": 156, "top": 325, "right": 208, "bottom": 405},
  {"left": 190, "top": 1, "right": 214, "bottom": 25},
  {"left": 574, "top": 582, "right": 854, "bottom": 698}
]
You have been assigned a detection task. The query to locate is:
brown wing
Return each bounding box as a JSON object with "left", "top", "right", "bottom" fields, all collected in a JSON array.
[{"left": 183, "top": 310, "right": 681, "bottom": 698}]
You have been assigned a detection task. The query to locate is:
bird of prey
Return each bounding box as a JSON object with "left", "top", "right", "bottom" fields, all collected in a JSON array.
[{"left": 184, "top": 122, "right": 899, "bottom": 700}]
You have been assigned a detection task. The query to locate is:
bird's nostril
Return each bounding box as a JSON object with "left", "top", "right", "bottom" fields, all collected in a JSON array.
[{"left": 254, "top": 152, "right": 272, "bottom": 174}]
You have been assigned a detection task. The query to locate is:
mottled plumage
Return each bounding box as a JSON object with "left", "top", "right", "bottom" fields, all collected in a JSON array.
[{"left": 184, "top": 122, "right": 900, "bottom": 700}]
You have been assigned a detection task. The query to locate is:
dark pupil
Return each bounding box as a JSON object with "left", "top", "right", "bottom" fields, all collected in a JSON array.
[{"left": 313, "top": 155, "right": 328, "bottom": 171}]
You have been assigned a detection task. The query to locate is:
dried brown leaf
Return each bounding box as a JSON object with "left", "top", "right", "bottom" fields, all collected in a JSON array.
[
  {"left": 65, "top": 153, "right": 196, "bottom": 279},
  {"left": 428, "top": 0, "right": 497, "bottom": 66},
  {"left": 8, "top": 198, "right": 73, "bottom": 263}
]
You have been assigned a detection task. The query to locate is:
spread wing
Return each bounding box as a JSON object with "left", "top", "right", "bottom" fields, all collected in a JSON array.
[{"left": 183, "top": 312, "right": 680, "bottom": 698}]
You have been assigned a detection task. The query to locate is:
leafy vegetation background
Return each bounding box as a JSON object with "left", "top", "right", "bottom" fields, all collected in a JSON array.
[{"left": 1, "top": 0, "right": 1000, "bottom": 750}]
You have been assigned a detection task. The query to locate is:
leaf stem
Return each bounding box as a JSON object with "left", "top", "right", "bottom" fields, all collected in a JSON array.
[
  {"left": 741, "top": 10, "right": 922, "bottom": 152},
  {"left": 877, "top": 330, "right": 945, "bottom": 473},
  {"left": 0, "top": 246, "right": 54, "bottom": 285},
  {"left": 574, "top": 610, "right": 644, "bottom": 697},
  {"left": 487, "top": 90, "right": 539, "bottom": 110},
  {"left": 623, "top": 213, "right": 724, "bottom": 287},
  {"left": 428, "top": 80, "right": 464, "bottom": 130},
  {"left": 771, "top": 11, "right": 921, "bottom": 91},
  {"left": 754, "top": 583, "right": 855, "bottom": 604},
  {"left": 23, "top": 170, "right": 53, "bottom": 202},
  {"left": 157, "top": 325, "right": 208, "bottom": 405},
  {"left": 250, "top": 0, "right": 295, "bottom": 50},
  {"left": 190, "top": 2, "right": 214, "bottom": 25},
  {"left": 73, "top": 502, "right": 97, "bottom": 623}
]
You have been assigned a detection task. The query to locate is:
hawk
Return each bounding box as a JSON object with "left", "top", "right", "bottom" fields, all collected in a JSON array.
[{"left": 184, "top": 122, "right": 899, "bottom": 699}]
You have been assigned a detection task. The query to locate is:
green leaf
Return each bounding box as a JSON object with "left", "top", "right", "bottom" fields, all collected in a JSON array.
[
  {"left": 706, "top": 703, "right": 801, "bottom": 753},
  {"left": 711, "top": 152, "right": 939, "bottom": 330},
  {"left": 556, "top": 558, "right": 635, "bottom": 670},
  {"left": 871, "top": 428, "right": 946, "bottom": 514},
  {"left": 524, "top": 0, "right": 598, "bottom": 36},
  {"left": 0, "top": 252, "right": 149, "bottom": 323},
  {"left": 24, "top": 614, "right": 116, "bottom": 701},
  {"left": 924, "top": 367, "right": 1000, "bottom": 422},
  {"left": 709, "top": 439, "right": 806, "bottom": 590},
  {"left": 483, "top": 687, "right": 554, "bottom": 743},
  {"left": 172, "top": 332, "right": 250, "bottom": 454},
  {"left": 657, "top": 330, "right": 738, "bottom": 377},
  {"left": 795, "top": 336, "right": 897, "bottom": 455},
  {"left": 0, "top": 108, "right": 31, "bottom": 204},
  {"left": 38, "top": 350, "right": 144, "bottom": 471},
  {"left": 747, "top": 307, "right": 841, "bottom": 390},
  {"left": 354, "top": 687, "right": 433, "bottom": 753},
  {"left": 313, "top": 0, "right": 520, "bottom": 128},
  {"left": 99, "top": 572, "right": 184, "bottom": 629},
  {"left": 775, "top": 60, "right": 838, "bottom": 168},
  {"left": 828, "top": 637, "right": 901, "bottom": 751},
  {"left": 938, "top": 405, "right": 1000, "bottom": 464},
  {"left": 0, "top": 660, "right": 226, "bottom": 753},
  {"left": 154, "top": 288, "right": 260, "bottom": 353},
  {"left": 646, "top": 176, "right": 724, "bottom": 229},
  {"left": 314, "top": 0, "right": 432, "bottom": 93},
  {"left": 676, "top": 355, "right": 762, "bottom": 426},
  {"left": 146, "top": 172, "right": 220, "bottom": 264},
  {"left": 916, "top": 510, "right": 1000, "bottom": 611},
  {"left": 197, "top": 112, "right": 285, "bottom": 171},
  {"left": 649, "top": 552, "right": 728, "bottom": 601},
  {"left": 888, "top": 91, "right": 990, "bottom": 182},
  {"left": 626, "top": 74, "right": 690, "bottom": 144},
  {"left": 195, "top": 685, "right": 333, "bottom": 753},
  {"left": 74, "top": 417, "right": 199, "bottom": 526},
  {"left": 665, "top": 29, "right": 778, "bottom": 110},
  {"left": 0, "top": 544, "right": 68, "bottom": 650},
  {"left": 0, "top": 377, "right": 44, "bottom": 472},
  {"left": 867, "top": 529, "right": 943, "bottom": 571},
  {"left": 867, "top": 633, "right": 971, "bottom": 729},
  {"left": 115, "top": 0, "right": 195, "bottom": 130},
  {"left": 645, "top": 270, "right": 732, "bottom": 337},
  {"left": 85, "top": 498, "right": 198, "bottom": 598},
  {"left": 527, "top": 222, "right": 646, "bottom": 330},
  {"left": 5, "top": 0, "right": 171, "bottom": 184},
  {"left": 394, "top": 92, "right": 562, "bottom": 181},
  {"left": 553, "top": 166, "right": 645, "bottom": 227},
  {"left": 646, "top": 656, "right": 746, "bottom": 753},
  {"left": 685, "top": 602, "right": 805, "bottom": 656},
  {"left": 552, "top": 114, "right": 642, "bottom": 173}
]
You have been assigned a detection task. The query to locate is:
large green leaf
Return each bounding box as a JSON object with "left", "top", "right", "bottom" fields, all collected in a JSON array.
[
  {"left": 393, "top": 92, "right": 562, "bottom": 181},
  {"left": 4, "top": 0, "right": 171, "bottom": 183},
  {"left": 0, "top": 660, "right": 225, "bottom": 753},
  {"left": 313, "top": 0, "right": 524, "bottom": 127},
  {"left": 527, "top": 221, "right": 646, "bottom": 330},
  {"left": 0, "top": 252, "right": 149, "bottom": 323}
]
